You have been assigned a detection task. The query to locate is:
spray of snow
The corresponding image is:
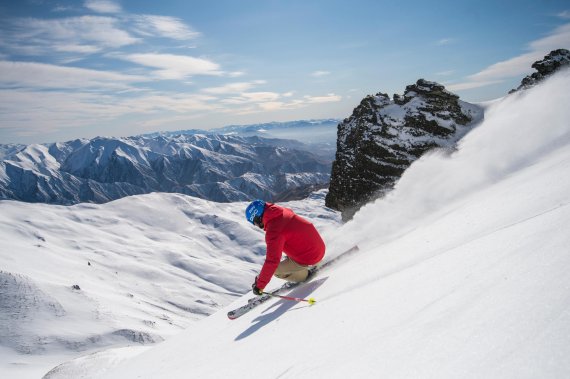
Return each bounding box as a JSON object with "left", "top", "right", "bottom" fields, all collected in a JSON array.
[{"left": 333, "top": 68, "right": 570, "bottom": 255}]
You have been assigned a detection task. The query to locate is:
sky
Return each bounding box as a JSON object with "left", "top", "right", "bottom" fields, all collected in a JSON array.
[{"left": 0, "top": 0, "right": 569, "bottom": 144}]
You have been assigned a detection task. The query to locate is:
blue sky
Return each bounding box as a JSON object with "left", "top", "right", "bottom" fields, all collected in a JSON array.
[{"left": 1, "top": 0, "right": 569, "bottom": 144}]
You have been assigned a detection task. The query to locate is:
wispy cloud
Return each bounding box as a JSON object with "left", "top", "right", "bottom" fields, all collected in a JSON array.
[
  {"left": 557, "top": 10, "right": 570, "bottom": 19},
  {"left": 0, "top": 60, "right": 147, "bottom": 90},
  {"left": 447, "top": 23, "right": 570, "bottom": 92},
  {"left": 303, "top": 93, "right": 342, "bottom": 103},
  {"left": 445, "top": 80, "right": 504, "bottom": 91},
  {"left": 0, "top": 88, "right": 219, "bottom": 136},
  {"left": 436, "top": 38, "right": 456, "bottom": 46},
  {"left": 0, "top": 12, "right": 201, "bottom": 62},
  {"left": 224, "top": 92, "right": 341, "bottom": 114},
  {"left": 116, "top": 53, "right": 223, "bottom": 79},
  {"left": 84, "top": 0, "right": 122, "bottom": 14},
  {"left": 227, "top": 71, "right": 245, "bottom": 78},
  {"left": 223, "top": 92, "right": 281, "bottom": 104},
  {"left": 0, "top": 2, "right": 345, "bottom": 141},
  {"left": 0, "top": 16, "right": 140, "bottom": 58},
  {"left": 131, "top": 15, "right": 200, "bottom": 40},
  {"left": 435, "top": 70, "right": 456, "bottom": 76},
  {"left": 202, "top": 81, "right": 266, "bottom": 94},
  {"left": 311, "top": 70, "right": 331, "bottom": 77}
]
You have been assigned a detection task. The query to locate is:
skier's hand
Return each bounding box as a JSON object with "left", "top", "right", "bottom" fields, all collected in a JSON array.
[
  {"left": 252, "top": 277, "right": 263, "bottom": 296},
  {"left": 252, "top": 285, "right": 263, "bottom": 296}
]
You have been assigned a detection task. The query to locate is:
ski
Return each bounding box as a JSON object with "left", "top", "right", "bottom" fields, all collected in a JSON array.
[
  {"left": 227, "top": 281, "right": 300, "bottom": 320},
  {"left": 314, "top": 244, "right": 359, "bottom": 273},
  {"left": 227, "top": 245, "right": 359, "bottom": 320}
]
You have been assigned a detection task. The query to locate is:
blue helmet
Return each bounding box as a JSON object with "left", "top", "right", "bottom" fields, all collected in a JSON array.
[{"left": 245, "top": 200, "right": 265, "bottom": 224}]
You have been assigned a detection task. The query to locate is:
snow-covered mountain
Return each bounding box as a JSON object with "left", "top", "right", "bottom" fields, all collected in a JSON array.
[
  {"left": 0, "top": 191, "right": 341, "bottom": 378},
  {"left": 509, "top": 48, "right": 570, "bottom": 93},
  {"left": 33, "top": 68, "right": 569, "bottom": 378},
  {"left": 144, "top": 118, "right": 341, "bottom": 162},
  {"left": 326, "top": 79, "right": 483, "bottom": 220},
  {"left": 146, "top": 119, "right": 340, "bottom": 144},
  {"left": 0, "top": 134, "right": 331, "bottom": 205}
]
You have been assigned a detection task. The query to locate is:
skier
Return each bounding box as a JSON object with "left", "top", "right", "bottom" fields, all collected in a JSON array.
[{"left": 245, "top": 200, "right": 326, "bottom": 295}]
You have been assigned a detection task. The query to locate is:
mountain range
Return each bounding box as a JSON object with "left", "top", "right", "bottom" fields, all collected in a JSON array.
[{"left": 0, "top": 133, "right": 332, "bottom": 205}]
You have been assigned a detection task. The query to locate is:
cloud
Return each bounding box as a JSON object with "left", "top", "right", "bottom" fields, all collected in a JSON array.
[
  {"left": 435, "top": 70, "right": 456, "bottom": 76},
  {"left": 303, "top": 93, "right": 342, "bottom": 103},
  {"left": 258, "top": 101, "right": 287, "bottom": 111},
  {"left": 311, "top": 70, "right": 331, "bottom": 77},
  {"left": 116, "top": 53, "right": 223, "bottom": 79},
  {"left": 0, "top": 60, "right": 147, "bottom": 90},
  {"left": 436, "top": 38, "right": 456, "bottom": 46},
  {"left": 0, "top": 88, "right": 218, "bottom": 136},
  {"left": 446, "top": 80, "right": 504, "bottom": 91},
  {"left": 84, "top": 0, "right": 122, "bottom": 14},
  {"left": 447, "top": 23, "right": 570, "bottom": 92},
  {"left": 0, "top": 13, "right": 200, "bottom": 61},
  {"left": 131, "top": 15, "right": 200, "bottom": 40},
  {"left": 240, "top": 92, "right": 281, "bottom": 102},
  {"left": 119, "top": 93, "right": 218, "bottom": 113},
  {"left": 222, "top": 91, "right": 341, "bottom": 114},
  {"left": 202, "top": 81, "right": 266, "bottom": 95},
  {"left": 222, "top": 92, "right": 281, "bottom": 105},
  {"left": 54, "top": 44, "right": 103, "bottom": 54},
  {"left": 0, "top": 16, "right": 139, "bottom": 58},
  {"left": 557, "top": 10, "right": 570, "bottom": 19}
]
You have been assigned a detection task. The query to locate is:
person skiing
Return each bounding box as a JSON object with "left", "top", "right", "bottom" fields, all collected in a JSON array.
[{"left": 245, "top": 200, "right": 326, "bottom": 295}]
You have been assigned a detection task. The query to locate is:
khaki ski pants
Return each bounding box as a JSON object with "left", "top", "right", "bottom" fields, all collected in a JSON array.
[{"left": 274, "top": 257, "right": 310, "bottom": 282}]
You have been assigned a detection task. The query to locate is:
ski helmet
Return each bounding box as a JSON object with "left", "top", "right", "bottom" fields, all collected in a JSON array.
[{"left": 245, "top": 200, "right": 265, "bottom": 224}]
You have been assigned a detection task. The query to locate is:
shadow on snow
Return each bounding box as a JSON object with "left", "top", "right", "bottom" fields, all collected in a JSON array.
[{"left": 235, "top": 277, "right": 328, "bottom": 341}]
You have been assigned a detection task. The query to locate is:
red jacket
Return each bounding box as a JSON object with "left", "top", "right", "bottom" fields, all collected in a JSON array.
[{"left": 256, "top": 203, "right": 326, "bottom": 289}]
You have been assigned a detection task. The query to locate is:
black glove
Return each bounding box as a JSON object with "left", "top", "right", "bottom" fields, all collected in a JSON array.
[{"left": 252, "top": 276, "right": 263, "bottom": 295}]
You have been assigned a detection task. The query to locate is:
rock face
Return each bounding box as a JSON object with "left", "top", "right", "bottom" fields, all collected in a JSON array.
[
  {"left": 510, "top": 49, "right": 570, "bottom": 93},
  {"left": 0, "top": 134, "right": 331, "bottom": 205},
  {"left": 325, "top": 79, "right": 483, "bottom": 220}
]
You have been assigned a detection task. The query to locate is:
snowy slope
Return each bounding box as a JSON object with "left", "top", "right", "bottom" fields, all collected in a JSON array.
[
  {"left": 0, "top": 191, "right": 340, "bottom": 378},
  {"left": 75, "top": 69, "right": 570, "bottom": 378}
]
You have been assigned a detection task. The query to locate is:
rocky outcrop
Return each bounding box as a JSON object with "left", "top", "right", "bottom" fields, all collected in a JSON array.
[
  {"left": 325, "top": 79, "right": 483, "bottom": 220},
  {"left": 510, "top": 49, "right": 570, "bottom": 93}
]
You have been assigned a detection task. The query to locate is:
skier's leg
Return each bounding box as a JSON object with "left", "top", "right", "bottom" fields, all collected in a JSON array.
[{"left": 274, "top": 257, "right": 309, "bottom": 282}]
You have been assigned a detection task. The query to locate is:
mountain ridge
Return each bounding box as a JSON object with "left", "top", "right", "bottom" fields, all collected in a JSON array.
[{"left": 0, "top": 134, "right": 331, "bottom": 205}]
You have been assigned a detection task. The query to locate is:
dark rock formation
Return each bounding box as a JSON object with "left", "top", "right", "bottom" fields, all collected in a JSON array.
[
  {"left": 510, "top": 49, "right": 570, "bottom": 93},
  {"left": 326, "top": 79, "right": 483, "bottom": 221}
]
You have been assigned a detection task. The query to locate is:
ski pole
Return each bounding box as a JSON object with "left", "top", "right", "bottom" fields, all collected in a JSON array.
[{"left": 262, "top": 291, "right": 316, "bottom": 305}]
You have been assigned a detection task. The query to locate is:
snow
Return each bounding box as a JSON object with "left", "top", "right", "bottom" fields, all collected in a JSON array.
[
  {"left": 93, "top": 70, "right": 568, "bottom": 378},
  {"left": 0, "top": 191, "right": 340, "bottom": 378},
  {"left": 2, "top": 68, "right": 570, "bottom": 378}
]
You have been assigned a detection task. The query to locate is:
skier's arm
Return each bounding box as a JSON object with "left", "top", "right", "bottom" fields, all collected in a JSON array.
[{"left": 256, "top": 231, "right": 284, "bottom": 289}]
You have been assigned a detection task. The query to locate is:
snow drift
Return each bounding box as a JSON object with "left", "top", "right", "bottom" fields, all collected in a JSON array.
[{"left": 84, "top": 69, "right": 570, "bottom": 378}]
